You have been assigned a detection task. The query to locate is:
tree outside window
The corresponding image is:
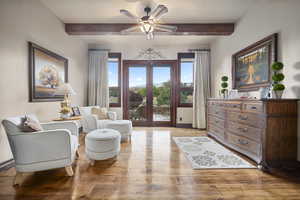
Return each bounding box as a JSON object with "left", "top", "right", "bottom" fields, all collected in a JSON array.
[
  {"left": 108, "top": 53, "right": 121, "bottom": 107},
  {"left": 178, "top": 53, "right": 195, "bottom": 107}
]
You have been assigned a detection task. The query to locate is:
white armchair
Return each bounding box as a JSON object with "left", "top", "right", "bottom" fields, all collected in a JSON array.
[
  {"left": 79, "top": 106, "right": 132, "bottom": 141},
  {"left": 1, "top": 114, "right": 79, "bottom": 186}
]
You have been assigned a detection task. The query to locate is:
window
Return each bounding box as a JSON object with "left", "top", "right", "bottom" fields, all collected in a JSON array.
[
  {"left": 108, "top": 53, "right": 121, "bottom": 107},
  {"left": 178, "top": 53, "right": 195, "bottom": 107}
]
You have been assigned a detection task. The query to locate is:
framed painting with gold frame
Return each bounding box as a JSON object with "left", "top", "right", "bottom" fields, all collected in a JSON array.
[
  {"left": 29, "top": 42, "right": 68, "bottom": 102},
  {"left": 232, "top": 33, "right": 278, "bottom": 91}
]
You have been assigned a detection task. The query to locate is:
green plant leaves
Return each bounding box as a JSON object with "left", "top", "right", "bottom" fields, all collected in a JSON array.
[
  {"left": 221, "top": 89, "right": 227, "bottom": 94},
  {"left": 272, "top": 62, "right": 284, "bottom": 71},
  {"left": 221, "top": 82, "right": 228, "bottom": 88},
  {"left": 272, "top": 73, "right": 285, "bottom": 82},
  {"left": 221, "top": 76, "right": 228, "bottom": 81},
  {"left": 273, "top": 84, "right": 285, "bottom": 91}
]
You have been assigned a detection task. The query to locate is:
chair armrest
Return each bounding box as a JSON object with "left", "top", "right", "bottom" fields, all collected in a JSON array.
[
  {"left": 107, "top": 111, "right": 117, "bottom": 120},
  {"left": 41, "top": 121, "right": 78, "bottom": 136},
  {"left": 10, "top": 130, "right": 73, "bottom": 165},
  {"left": 79, "top": 114, "right": 98, "bottom": 133}
]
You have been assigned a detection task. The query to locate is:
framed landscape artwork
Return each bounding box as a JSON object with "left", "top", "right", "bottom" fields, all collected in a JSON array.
[
  {"left": 232, "top": 33, "right": 278, "bottom": 91},
  {"left": 29, "top": 42, "right": 68, "bottom": 102}
]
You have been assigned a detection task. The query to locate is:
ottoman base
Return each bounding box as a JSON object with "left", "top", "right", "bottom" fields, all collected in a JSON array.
[
  {"left": 85, "top": 129, "right": 121, "bottom": 164},
  {"left": 86, "top": 148, "right": 120, "bottom": 161}
]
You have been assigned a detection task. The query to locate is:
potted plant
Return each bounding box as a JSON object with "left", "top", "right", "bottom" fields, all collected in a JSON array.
[
  {"left": 271, "top": 62, "right": 285, "bottom": 99},
  {"left": 220, "top": 76, "right": 229, "bottom": 98}
]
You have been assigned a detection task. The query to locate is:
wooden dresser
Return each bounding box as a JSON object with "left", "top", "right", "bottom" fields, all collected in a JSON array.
[{"left": 207, "top": 98, "right": 298, "bottom": 170}]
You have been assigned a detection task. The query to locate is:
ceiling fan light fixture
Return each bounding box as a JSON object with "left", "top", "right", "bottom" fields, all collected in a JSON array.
[{"left": 140, "top": 21, "right": 154, "bottom": 34}]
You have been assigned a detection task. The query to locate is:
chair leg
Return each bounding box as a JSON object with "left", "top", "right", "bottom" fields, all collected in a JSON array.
[
  {"left": 65, "top": 166, "right": 74, "bottom": 176},
  {"left": 76, "top": 150, "right": 80, "bottom": 159},
  {"left": 90, "top": 159, "right": 95, "bottom": 166},
  {"left": 13, "top": 172, "right": 23, "bottom": 186}
]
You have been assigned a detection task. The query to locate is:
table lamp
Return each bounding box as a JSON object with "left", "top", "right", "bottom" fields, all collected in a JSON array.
[{"left": 55, "top": 83, "right": 76, "bottom": 118}]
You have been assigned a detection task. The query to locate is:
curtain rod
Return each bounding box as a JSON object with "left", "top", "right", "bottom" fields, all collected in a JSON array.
[
  {"left": 89, "top": 48, "right": 111, "bottom": 51},
  {"left": 188, "top": 48, "right": 210, "bottom": 52}
]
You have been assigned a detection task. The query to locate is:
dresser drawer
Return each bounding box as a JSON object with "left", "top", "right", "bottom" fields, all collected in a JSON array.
[
  {"left": 227, "top": 111, "right": 265, "bottom": 128},
  {"left": 227, "top": 121, "right": 262, "bottom": 142},
  {"left": 243, "top": 102, "right": 264, "bottom": 113},
  {"left": 225, "top": 102, "right": 242, "bottom": 111},
  {"left": 227, "top": 133, "right": 260, "bottom": 156},
  {"left": 208, "top": 107, "right": 226, "bottom": 119},
  {"left": 208, "top": 124, "right": 225, "bottom": 140},
  {"left": 208, "top": 101, "right": 225, "bottom": 108},
  {"left": 208, "top": 115, "right": 225, "bottom": 129}
]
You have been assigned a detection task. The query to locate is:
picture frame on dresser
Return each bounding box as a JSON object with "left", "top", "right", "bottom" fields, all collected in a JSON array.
[
  {"left": 29, "top": 42, "right": 68, "bottom": 102},
  {"left": 232, "top": 33, "right": 278, "bottom": 92}
]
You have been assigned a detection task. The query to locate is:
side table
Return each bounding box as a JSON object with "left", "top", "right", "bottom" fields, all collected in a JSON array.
[{"left": 53, "top": 116, "right": 83, "bottom": 133}]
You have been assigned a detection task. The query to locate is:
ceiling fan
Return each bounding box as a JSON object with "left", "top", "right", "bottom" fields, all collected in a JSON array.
[{"left": 120, "top": 5, "right": 177, "bottom": 40}]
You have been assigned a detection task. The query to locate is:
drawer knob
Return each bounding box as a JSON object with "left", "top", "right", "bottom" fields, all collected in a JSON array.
[
  {"left": 239, "top": 115, "right": 248, "bottom": 120},
  {"left": 238, "top": 139, "right": 249, "bottom": 145},
  {"left": 238, "top": 127, "right": 248, "bottom": 132}
]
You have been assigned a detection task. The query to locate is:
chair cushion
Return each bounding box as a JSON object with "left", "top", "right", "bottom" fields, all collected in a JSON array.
[
  {"left": 79, "top": 106, "right": 99, "bottom": 117},
  {"left": 91, "top": 107, "right": 109, "bottom": 120}
]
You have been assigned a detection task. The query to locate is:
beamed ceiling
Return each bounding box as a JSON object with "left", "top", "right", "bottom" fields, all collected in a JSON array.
[{"left": 41, "top": 0, "right": 258, "bottom": 45}]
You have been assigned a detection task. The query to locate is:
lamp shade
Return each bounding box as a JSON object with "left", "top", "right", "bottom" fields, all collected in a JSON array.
[{"left": 55, "top": 83, "right": 76, "bottom": 95}]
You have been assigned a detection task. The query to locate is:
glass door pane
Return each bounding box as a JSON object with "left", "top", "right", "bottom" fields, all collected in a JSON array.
[
  {"left": 128, "top": 66, "right": 147, "bottom": 121},
  {"left": 152, "top": 66, "right": 171, "bottom": 122}
]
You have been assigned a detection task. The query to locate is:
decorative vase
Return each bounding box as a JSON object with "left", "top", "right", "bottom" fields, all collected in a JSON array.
[
  {"left": 272, "top": 90, "right": 284, "bottom": 99},
  {"left": 61, "top": 113, "right": 70, "bottom": 119}
]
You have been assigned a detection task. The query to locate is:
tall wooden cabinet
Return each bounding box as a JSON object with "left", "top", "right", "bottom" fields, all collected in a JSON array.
[{"left": 207, "top": 98, "right": 298, "bottom": 170}]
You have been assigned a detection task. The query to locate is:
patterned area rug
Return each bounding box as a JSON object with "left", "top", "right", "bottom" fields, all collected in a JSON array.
[{"left": 173, "top": 136, "right": 257, "bottom": 169}]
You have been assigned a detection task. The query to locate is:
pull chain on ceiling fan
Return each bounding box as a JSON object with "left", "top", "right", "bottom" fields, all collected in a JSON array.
[{"left": 120, "top": 4, "right": 177, "bottom": 40}]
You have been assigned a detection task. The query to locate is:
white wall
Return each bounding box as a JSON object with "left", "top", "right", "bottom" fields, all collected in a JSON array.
[
  {"left": 89, "top": 43, "right": 208, "bottom": 123},
  {"left": 0, "top": 0, "right": 88, "bottom": 164},
  {"left": 211, "top": 0, "right": 300, "bottom": 98},
  {"left": 210, "top": 0, "right": 300, "bottom": 159}
]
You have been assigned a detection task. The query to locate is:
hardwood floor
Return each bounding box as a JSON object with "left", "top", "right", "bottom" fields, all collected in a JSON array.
[{"left": 1, "top": 127, "right": 300, "bottom": 200}]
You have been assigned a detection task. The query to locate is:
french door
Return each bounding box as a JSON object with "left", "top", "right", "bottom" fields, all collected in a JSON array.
[{"left": 123, "top": 60, "right": 177, "bottom": 126}]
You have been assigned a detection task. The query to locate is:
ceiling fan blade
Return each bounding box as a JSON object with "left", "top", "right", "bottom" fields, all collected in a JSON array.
[
  {"left": 121, "top": 25, "right": 141, "bottom": 33},
  {"left": 146, "top": 32, "right": 154, "bottom": 40},
  {"left": 151, "top": 5, "right": 168, "bottom": 20},
  {"left": 120, "top": 9, "right": 139, "bottom": 20},
  {"left": 155, "top": 24, "right": 177, "bottom": 32},
  {"left": 149, "top": 5, "right": 164, "bottom": 17}
]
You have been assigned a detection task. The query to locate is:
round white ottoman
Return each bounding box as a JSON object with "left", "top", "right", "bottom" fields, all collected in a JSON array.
[
  {"left": 85, "top": 129, "right": 121, "bottom": 165},
  {"left": 105, "top": 120, "right": 132, "bottom": 142}
]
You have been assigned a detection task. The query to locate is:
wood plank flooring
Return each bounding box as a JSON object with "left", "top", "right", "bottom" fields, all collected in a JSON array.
[{"left": 1, "top": 127, "right": 300, "bottom": 200}]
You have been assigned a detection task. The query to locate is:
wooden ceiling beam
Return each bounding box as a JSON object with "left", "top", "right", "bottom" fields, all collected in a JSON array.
[{"left": 65, "top": 23, "right": 234, "bottom": 36}]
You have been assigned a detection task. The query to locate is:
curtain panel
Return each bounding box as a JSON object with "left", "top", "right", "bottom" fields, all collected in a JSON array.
[
  {"left": 88, "top": 50, "right": 109, "bottom": 108},
  {"left": 192, "top": 51, "right": 211, "bottom": 129}
]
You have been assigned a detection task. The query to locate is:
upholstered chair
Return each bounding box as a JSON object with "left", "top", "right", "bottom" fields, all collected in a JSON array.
[
  {"left": 1, "top": 114, "right": 79, "bottom": 186},
  {"left": 79, "top": 106, "right": 132, "bottom": 141}
]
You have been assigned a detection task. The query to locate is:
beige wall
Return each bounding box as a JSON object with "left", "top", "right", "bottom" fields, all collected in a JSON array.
[
  {"left": 210, "top": 0, "right": 300, "bottom": 159},
  {"left": 211, "top": 0, "right": 300, "bottom": 98},
  {"left": 0, "top": 0, "right": 88, "bottom": 163}
]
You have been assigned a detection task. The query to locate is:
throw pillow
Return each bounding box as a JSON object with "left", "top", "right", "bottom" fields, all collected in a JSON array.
[
  {"left": 91, "top": 107, "right": 109, "bottom": 120},
  {"left": 19, "top": 116, "right": 43, "bottom": 132}
]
